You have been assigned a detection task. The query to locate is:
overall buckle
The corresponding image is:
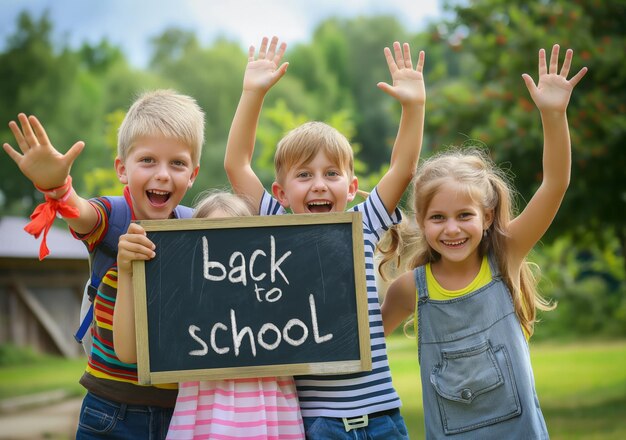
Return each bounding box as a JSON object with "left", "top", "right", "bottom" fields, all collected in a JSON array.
[{"left": 342, "top": 414, "right": 368, "bottom": 431}]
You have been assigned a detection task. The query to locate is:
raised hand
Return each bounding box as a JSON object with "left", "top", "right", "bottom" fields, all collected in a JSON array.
[
  {"left": 522, "top": 44, "right": 588, "bottom": 113},
  {"left": 3, "top": 113, "right": 85, "bottom": 189},
  {"left": 117, "top": 223, "right": 155, "bottom": 274},
  {"left": 243, "top": 36, "right": 288, "bottom": 94},
  {"left": 377, "top": 42, "right": 426, "bottom": 106}
]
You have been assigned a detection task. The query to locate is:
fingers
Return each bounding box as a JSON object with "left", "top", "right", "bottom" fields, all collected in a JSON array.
[
  {"left": 18, "top": 113, "right": 39, "bottom": 149},
  {"left": 2, "top": 142, "right": 23, "bottom": 164},
  {"left": 559, "top": 48, "right": 573, "bottom": 78},
  {"left": 273, "top": 41, "right": 287, "bottom": 65},
  {"left": 402, "top": 43, "right": 412, "bottom": 68},
  {"left": 258, "top": 36, "right": 269, "bottom": 59},
  {"left": 127, "top": 222, "right": 147, "bottom": 235},
  {"left": 386, "top": 42, "right": 419, "bottom": 72},
  {"left": 548, "top": 44, "right": 559, "bottom": 75},
  {"left": 537, "top": 48, "right": 548, "bottom": 78},
  {"left": 521, "top": 73, "right": 538, "bottom": 96},
  {"left": 118, "top": 225, "right": 155, "bottom": 263},
  {"left": 376, "top": 82, "right": 394, "bottom": 97},
  {"left": 415, "top": 50, "right": 425, "bottom": 73},
  {"left": 383, "top": 47, "right": 397, "bottom": 74},
  {"left": 29, "top": 115, "right": 52, "bottom": 147},
  {"left": 266, "top": 36, "right": 278, "bottom": 60},
  {"left": 7, "top": 119, "right": 28, "bottom": 153},
  {"left": 65, "top": 141, "right": 86, "bottom": 165},
  {"left": 569, "top": 66, "right": 588, "bottom": 87},
  {"left": 393, "top": 41, "right": 403, "bottom": 67},
  {"left": 539, "top": 44, "right": 587, "bottom": 86},
  {"left": 251, "top": 36, "right": 286, "bottom": 65}
]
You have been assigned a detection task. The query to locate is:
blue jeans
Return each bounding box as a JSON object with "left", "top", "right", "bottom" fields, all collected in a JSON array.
[
  {"left": 303, "top": 409, "right": 409, "bottom": 439},
  {"left": 76, "top": 392, "right": 173, "bottom": 439}
]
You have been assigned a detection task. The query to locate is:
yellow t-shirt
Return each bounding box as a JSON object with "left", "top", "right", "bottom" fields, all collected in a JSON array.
[{"left": 414, "top": 256, "right": 528, "bottom": 340}]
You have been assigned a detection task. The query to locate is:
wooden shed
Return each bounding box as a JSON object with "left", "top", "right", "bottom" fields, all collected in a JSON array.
[{"left": 0, "top": 216, "right": 89, "bottom": 358}]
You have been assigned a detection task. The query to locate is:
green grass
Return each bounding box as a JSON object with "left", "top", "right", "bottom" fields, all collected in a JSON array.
[
  {"left": 1, "top": 340, "right": 625, "bottom": 439},
  {"left": 0, "top": 354, "right": 86, "bottom": 400},
  {"left": 387, "top": 335, "right": 626, "bottom": 439}
]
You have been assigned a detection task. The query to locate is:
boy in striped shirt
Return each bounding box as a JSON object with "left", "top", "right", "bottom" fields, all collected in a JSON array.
[{"left": 224, "top": 36, "right": 426, "bottom": 438}]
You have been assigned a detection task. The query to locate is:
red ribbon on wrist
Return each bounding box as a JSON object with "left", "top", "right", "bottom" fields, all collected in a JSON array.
[{"left": 24, "top": 176, "right": 80, "bottom": 260}]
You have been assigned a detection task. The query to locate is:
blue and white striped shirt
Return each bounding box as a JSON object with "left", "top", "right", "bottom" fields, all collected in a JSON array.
[{"left": 260, "top": 188, "right": 402, "bottom": 418}]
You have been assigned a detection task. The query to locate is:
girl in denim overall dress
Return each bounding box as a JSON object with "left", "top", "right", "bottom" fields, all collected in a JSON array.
[{"left": 381, "top": 45, "right": 587, "bottom": 439}]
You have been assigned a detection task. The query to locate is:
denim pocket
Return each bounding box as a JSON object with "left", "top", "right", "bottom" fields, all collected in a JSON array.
[
  {"left": 77, "top": 395, "right": 118, "bottom": 434},
  {"left": 430, "top": 340, "right": 521, "bottom": 434}
]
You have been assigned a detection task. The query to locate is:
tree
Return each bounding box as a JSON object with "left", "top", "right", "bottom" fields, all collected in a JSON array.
[
  {"left": 0, "top": 11, "right": 81, "bottom": 213},
  {"left": 431, "top": 0, "right": 626, "bottom": 263}
]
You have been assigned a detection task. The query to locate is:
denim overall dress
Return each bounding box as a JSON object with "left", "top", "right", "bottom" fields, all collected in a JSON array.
[{"left": 415, "top": 256, "right": 549, "bottom": 439}]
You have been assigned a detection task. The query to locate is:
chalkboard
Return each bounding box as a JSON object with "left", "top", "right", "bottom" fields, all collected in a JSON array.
[{"left": 132, "top": 212, "right": 370, "bottom": 385}]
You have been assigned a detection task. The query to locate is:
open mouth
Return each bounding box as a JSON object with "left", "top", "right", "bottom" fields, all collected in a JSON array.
[
  {"left": 147, "top": 189, "right": 171, "bottom": 207},
  {"left": 441, "top": 238, "right": 468, "bottom": 247},
  {"left": 307, "top": 200, "right": 333, "bottom": 213}
]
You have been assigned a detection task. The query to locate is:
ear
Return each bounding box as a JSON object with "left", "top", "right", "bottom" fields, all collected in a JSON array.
[
  {"left": 346, "top": 176, "right": 359, "bottom": 202},
  {"left": 114, "top": 157, "right": 128, "bottom": 184},
  {"left": 483, "top": 209, "right": 494, "bottom": 230},
  {"left": 271, "top": 181, "right": 290, "bottom": 208},
  {"left": 187, "top": 166, "right": 200, "bottom": 188}
]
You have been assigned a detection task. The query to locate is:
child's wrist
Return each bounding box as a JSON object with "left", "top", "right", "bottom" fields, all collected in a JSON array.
[{"left": 35, "top": 176, "right": 73, "bottom": 201}]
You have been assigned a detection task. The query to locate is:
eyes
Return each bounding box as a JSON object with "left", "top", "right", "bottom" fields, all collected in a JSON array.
[
  {"left": 295, "top": 169, "right": 342, "bottom": 179},
  {"left": 138, "top": 157, "right": 188, "bottom": 168},
  {"left": 429, "top": 212, "right": 476, "bottom": 222}
]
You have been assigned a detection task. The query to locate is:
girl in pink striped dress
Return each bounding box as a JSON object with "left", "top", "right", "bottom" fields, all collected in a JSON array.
[
  {"left": 166, "top": 192, "right": 304, "bottom": 440},
  {"left": 167, "top": 378, "right": 304, "bottom": 440}
]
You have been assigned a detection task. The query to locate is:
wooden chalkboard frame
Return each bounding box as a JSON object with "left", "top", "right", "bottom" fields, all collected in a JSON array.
[{"left": 132, "top": 212, "right": 370, "bottom": 385}]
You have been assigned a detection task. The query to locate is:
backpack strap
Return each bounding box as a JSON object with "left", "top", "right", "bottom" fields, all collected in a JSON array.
[
  {"left": 74, "top": 196, "right": 131, "bottom": 343},
  {"left": 73, "top": 198, "right": 193, "bottom": 343}
]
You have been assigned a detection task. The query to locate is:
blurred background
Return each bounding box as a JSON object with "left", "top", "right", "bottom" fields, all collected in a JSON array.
[{"left": 0, "top": 0, "right": 624, "bottom": 438}]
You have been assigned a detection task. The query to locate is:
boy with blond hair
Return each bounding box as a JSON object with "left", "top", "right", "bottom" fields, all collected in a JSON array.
[
  {"left": 225, "top": 36, "right": 426, "bottom": 439},
  {"left": 3, "top": 89, "right": 204, "bottom": 439}
]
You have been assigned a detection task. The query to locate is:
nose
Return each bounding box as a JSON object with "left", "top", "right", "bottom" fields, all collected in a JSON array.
[
  {"left": 444, "top": 219, "right": 461, "bottom": 234},
  {"left": 311, "top": 175, "right": 328, "bottom": 192},
  {"left": 154, "top": 164, "right": 171, "bottom": 181}
]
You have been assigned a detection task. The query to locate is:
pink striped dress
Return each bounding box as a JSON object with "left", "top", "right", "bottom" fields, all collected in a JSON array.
[{"left": 166, "top": 377, "right": 304, "bottom": 439}]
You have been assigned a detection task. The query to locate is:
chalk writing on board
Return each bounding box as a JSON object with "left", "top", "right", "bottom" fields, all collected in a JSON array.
[
  {"left": 133, "top": 213, "right": 371, "bottom": 384},
  {"left": 188, "top": 294, "right": 333, "bottom": 357}
]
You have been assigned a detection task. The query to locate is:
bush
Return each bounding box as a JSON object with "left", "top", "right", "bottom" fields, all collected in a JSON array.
[
  {"left": 533, "top": 232, "right": 626, "bottom": 340},
  {"left": 0, "top": 344, "right": 45, "bottom": 367}
]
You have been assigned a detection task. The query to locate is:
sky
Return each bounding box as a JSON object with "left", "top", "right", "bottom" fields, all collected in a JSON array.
[{"left": 0, "top": 0, "right": 443, "bottom": 68}]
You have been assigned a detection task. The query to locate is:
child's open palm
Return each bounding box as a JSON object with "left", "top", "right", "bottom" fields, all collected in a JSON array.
[
  {"left": 377, "top": 42, "right": 426, "bottom": 106},
  {"left": 243, "top": 36, "right": 288, "bottom": 94},
  {"left": 3, "top": 113, "right": 84, "bottom": 189},
  {"left": 522, "top": 44, "right": 587, "bottom": 113}
]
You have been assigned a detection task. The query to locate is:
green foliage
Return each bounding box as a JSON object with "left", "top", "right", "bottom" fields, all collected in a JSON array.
[
  {"left": 533, "top": 233, "right": 626, "bottom": 339},
  {"left": 83, "top": 111, "right": 125, "bottom": 198},
  {"left": 1, "top": 5, "right": 624, "bottom": 338},
  {"left": 254, "top": 100, "right": 368, "bottom": 192},
  {"left": 0, "top": 344, "right": 41, "bottom": 367},
  {"left": 436, "top": 0, "right": 626, "bottom": 253}
]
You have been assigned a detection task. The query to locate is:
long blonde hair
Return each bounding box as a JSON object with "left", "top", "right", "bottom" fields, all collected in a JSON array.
[{"left": 382, "top": 146, "right": 555, "bottom": 337}]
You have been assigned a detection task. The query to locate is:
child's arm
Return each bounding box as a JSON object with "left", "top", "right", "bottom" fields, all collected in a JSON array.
[
  {"left": 112, "top": 222, "right": 155, "bottom": 364},
  {"left": 224, "top": 36, "right": 288, "bottom": 210},
  {"left": 381, "top": 271, "right": 417, "bottom": 336},
  {"left": 375, "top": 42, "right": 426, "bottom": 214},
  {"left": 3, "top": 114, "right": 98, "bottom": 234},
  {"left": 508, "top": 45, "right": 587, "bottom": 267}
]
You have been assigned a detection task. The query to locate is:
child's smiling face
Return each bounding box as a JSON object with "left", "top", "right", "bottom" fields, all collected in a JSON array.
[
  {"left": 115, "top": 135, "right": 198, "bottom": 220},
  {"left": 422, "top": 181, "right": 492, "bottom": 266},
  {"left": 271, "top": 151, "right": 358, "bottom": 214}
]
